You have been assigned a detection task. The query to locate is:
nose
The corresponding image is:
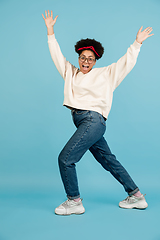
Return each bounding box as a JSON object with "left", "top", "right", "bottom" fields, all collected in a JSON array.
[{"left": 84, "top": 58, "right": 89, "bottom": 63}]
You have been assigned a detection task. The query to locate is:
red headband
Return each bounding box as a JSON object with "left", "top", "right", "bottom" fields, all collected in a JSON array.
[{"left": 77, "top": 46, "right": 100, "bottom": 57}]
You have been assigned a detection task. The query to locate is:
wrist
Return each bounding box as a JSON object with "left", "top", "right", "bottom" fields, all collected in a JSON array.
[
  {"left": 47, "top": 27, "right": 54, "bottom": 35},
  {"left": 136, "top": 38, "right": 142, "bottom": 44}
]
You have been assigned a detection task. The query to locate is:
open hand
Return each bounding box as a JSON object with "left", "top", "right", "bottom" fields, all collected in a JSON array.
[
  {"left": 136, "top": 26, "right": 154, "bottom": 44},
  {"left": 42, "top": 10, "right": 58, "bottom": 29}
]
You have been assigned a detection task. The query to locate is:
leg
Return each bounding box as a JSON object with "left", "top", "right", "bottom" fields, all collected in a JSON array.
[
  {"left": 89, "top": 137, "right": 139, "bottom": 195},
  {"left": 58, "top": 110, "right": 106, "bottom": 199}
]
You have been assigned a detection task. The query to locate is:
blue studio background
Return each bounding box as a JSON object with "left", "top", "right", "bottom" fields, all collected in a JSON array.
[{"left": 0, "top": 0, "right": 160, "bottom": 239}]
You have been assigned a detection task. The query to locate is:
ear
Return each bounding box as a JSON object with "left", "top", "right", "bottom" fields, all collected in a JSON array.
[{"left": 93, "top": 60, "right": 96, "bottom": 66}]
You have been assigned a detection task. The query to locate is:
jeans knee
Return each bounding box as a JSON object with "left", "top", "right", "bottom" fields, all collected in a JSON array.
[
  {"left": 58, "top": 149, "right": 75, "bottom": 169},
  {"left": 58, "top": 151, "right": 64, "bottom": 166},
  {"left": 58, "top": 150, "right": 69, "bottom": 168}
]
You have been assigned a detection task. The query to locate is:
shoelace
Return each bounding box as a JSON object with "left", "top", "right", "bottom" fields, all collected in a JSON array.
[
  {"left": 125, "top": 194, "right": 146, "bottom": 203},
  {"left": 124, "top": 196, "right": 133, "bottom": 203},
  {"left": 62, "top": 198, "right": 82, "bottom": 207},
  {"left": 62, "top": 199, "right": 70, "bottom": 206}
]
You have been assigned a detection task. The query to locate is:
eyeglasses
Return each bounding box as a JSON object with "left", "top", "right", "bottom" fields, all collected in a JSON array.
[{"left": 79, "top": 56, "right": 96, "bottom": 64}]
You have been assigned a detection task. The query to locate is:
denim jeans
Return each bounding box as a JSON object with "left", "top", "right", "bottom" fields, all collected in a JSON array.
[{"left": 58, "top": 109, "right": 139, "bottom": 200}]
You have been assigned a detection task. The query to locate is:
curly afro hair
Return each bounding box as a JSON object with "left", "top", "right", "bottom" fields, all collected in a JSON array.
[{"left": 75, "top": 38, "right": 104, "bottom": 60}]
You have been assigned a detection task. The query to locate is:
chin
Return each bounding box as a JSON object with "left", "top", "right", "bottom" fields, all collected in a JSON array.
[{"left": 81, "top": 68, "right": 92, "bottom": 74}]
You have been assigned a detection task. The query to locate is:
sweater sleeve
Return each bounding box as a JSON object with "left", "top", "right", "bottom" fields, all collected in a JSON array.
[
  {"left": 47, "top": 34, "right": 72, "bottom": 79},
  {"left": 108, "top": 40, "right": 142, "bottom": 91}
]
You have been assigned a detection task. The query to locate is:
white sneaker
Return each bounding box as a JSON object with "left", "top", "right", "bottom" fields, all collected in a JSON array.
[
  {"left": 55, "top": 199, "right": 85, "bottom": 215},
  {"left": 119, "top": 194, "right": 148, "bottom": 209}
]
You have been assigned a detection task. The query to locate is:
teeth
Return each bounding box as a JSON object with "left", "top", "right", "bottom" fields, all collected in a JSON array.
[{"left": 82, "top": 65, "right": 89, "bottom": 68}]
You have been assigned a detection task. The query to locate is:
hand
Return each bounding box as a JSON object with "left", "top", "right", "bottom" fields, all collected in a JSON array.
[
  {"left": 136, "top": 26, "right": 154, "bottom": 44},
  {"left": 42, "top": 10, "right": 58, "bottom": 30}
]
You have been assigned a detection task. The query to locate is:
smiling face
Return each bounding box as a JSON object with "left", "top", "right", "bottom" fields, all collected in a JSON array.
[{"left": 78, "top": 50, "right": 96, "bottom": 74}]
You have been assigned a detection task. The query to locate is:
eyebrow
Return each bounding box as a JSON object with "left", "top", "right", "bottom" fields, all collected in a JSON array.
[{"left": 80, "top": 54, "right": 95, "bottom": 58}]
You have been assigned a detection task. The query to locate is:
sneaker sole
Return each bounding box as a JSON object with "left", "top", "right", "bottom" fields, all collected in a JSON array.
[
  {"left": 55, "top": 209, "right": 85, "bottom": 216},
  {"left": 55, "top": 205, "right": 85, "bottom": 215},
  {"left": 119, "top": 203, "right": 148, "bottom": 209}
]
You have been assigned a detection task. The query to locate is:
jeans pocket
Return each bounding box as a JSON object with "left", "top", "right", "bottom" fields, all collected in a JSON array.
[
  {"left": 75, "top": 109, "right": 89, "bottom": 115},
  {"left": 98, "top": 113, "right": 106, "bottom": 126}
]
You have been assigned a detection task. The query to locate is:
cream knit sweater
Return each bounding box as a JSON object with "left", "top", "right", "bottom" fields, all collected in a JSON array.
[{"left": 48, "top": 34, "right": 141, "bottom": 119}]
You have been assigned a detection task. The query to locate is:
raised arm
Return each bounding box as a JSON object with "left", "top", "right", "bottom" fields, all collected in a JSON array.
[
  {"left": 109, "top": 26, "right": 154, "bottom": 91},
  {"left": 42, "top": 10, "right": 72, "bottom": 79}
]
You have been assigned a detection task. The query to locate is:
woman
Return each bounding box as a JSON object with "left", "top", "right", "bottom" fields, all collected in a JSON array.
[{"left": 42, "top": 10, "right": 153, "bottom": 215}]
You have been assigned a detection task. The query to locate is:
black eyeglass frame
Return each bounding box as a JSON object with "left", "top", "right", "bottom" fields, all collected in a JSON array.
[{"left": 79, "top": 55, "right": 96, "bottom": 64}]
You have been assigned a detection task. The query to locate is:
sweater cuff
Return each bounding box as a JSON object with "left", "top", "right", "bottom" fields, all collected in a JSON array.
[
  {"left": 47, "top": 34, "right": 56, "bottom": 42},
  {"left": 133, "top": 40, "right": 142, "bottom": 49}
]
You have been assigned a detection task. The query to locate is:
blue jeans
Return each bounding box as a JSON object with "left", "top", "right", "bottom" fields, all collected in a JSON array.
[{"left": 58, "top": 109, "right": 139, "bottom": 200}]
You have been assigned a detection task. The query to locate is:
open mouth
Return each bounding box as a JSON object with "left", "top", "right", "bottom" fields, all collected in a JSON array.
[{"left": 82, "top": 65, "right": 89, "bottom": 69}]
